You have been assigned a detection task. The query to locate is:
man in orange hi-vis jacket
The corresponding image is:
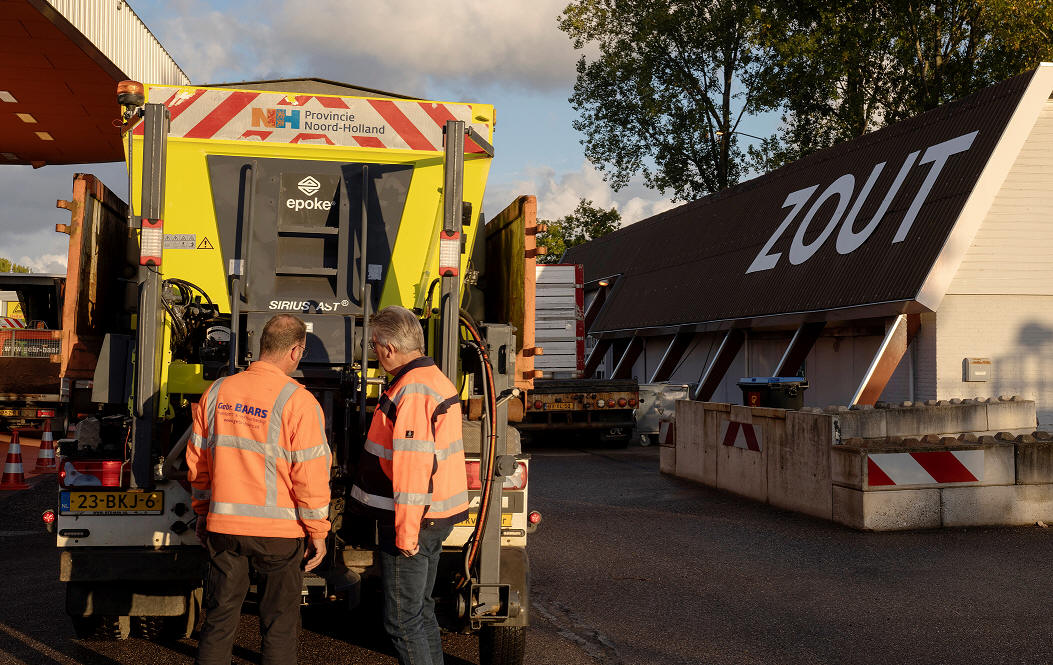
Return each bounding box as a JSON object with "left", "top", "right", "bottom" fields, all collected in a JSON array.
[
  {"left": 351, "top": 305, "right": 468, "bottom": 665},
  {"left": 187, "top": 314, "right": 331, "bottom": 665}
]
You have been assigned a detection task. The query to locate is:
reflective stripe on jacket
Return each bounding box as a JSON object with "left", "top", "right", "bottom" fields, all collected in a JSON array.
[
  {"left": 186, "top": 361, "right": 332, "bottom": 539},
  {"left": 351, "top": 356, "right": 469, "bottom": 550}
]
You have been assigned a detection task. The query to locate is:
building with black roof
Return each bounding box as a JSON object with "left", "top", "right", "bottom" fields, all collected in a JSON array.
[{"left": 565, "top": 65, "right": 1053, "bottom": 426}]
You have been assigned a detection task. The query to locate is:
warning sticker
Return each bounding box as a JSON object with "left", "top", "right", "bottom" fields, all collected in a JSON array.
[
  {"left": 198, "top": 237, "right": 214, "bottom": 250},
  {"left": 164, "top": 234, "right": 196, "bottom": 249}
]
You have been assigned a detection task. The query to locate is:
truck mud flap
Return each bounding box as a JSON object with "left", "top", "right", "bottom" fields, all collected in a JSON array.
[{"left": 490, "top": 546, "right": 530, "bottom": 628}]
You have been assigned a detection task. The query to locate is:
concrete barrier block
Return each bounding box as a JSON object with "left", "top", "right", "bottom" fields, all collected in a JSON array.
[
  {"left": 702, "top": 402, "right": 730, "bottom": 413},
  {"left": 987, "top": 399, "right": 1037, "bottom": 432},
  {"left": 835, "top": 410, "right": 886, "bottom": 440},
  {"left": 729, "top": 405, "right": 753, "bottom": 424},
  {"left": 1015, "top": 441, "right": 1053, "bottom": 484},
  {"left": 716, "top": 421, "right": 766, "bottom": 503},
  {"left": 942, "top": 484, "right": 1053, "bottom": 526},
  {"left": 701, "top": 407, "right": 721, "bottom": 486},
  {"left": 767, "top": 411, "right": 832, "bottom": 520},
  {"left": 832, "top": 486, "right": 941, "bottom": 531},
  {"left": 674, "top": 401, "right": 707, "bottom": 484},
  {"left": 750, "top": 406, "right": 787, "bottom": 420},
  {"left": 885, "top": 404, "right": 989, "bottom": 438},
  {"left": 982, "top": 443, "right": 1016, "bottom": 485},
  {"left": 831, "top": 447, "right": 864, "bottom": 489},
  {"left": 659, "top": 445, "right": 676, "bottom": 475}
]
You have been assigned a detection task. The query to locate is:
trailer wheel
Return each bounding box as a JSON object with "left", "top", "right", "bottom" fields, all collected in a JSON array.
[{"left": 478, "top": 625, "right": 525, "bottom": 665}]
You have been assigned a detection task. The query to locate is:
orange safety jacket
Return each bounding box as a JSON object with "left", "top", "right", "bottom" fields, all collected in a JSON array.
[
  {"left": 351, "top": 356, "right": 469, "bottom": 550},
  {"left": 186, "top": 361, "right": 332, "bottom": 539}
]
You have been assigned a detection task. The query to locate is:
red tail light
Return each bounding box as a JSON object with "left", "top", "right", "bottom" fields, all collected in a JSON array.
[
  {"left": 464, "top": 461, "right": 528, "bottom": 490},
  {"left": 617, "top": 398, "right": 627, "bottom": 407},
  {"left": 59, "top": 460, "right": 123, "bottom": 488},
  {"left": 36, "top": 409, "right": 55, "bottom": 417},
  {"left": 628, "top": 398, "right": 637, "bottom": 407},
  {"left": 528, "top": 511, "right": 542, "bottom": 525},
  {"left": 41, "top": 509, "right": 56, "bottom": 524},
  {"left": 533, "top": 400, "right": 542, "bottom": 410}
]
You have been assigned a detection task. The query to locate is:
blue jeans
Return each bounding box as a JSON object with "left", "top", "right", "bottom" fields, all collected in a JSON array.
[{"left": 379, "top": 522, "right": 453, "bottom": 665}]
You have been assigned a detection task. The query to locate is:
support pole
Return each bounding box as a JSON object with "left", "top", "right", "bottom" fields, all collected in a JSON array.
[
  {"left": 692, "top": 328, "right": 746, "bottom": 402},
  {"left": 439, "top": 121, "right": 464, "bottom": 383},
  {"left": 611, "top": 335, "right": 644, "bottom": 380},
  {"left": 851, "top": 314, "right": 921, "bottom": 405},
  {"left": 649, "top": 331, "right": 696, "bottom": 383},
  {"left": 772, "top": 321, "right": 826, "bottom": 377},
  {"left": 131, "top": 103, "right": 169, "bottom": 490},
  {"left": 583, "top": 338, "right": 612, "bottom": 379}
]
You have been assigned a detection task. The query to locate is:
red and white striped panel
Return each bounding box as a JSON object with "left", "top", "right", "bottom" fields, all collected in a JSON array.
[
  {"left": 867, "top": 450, "right": 984, "bottom": 487},
  {"left": 136, "top": 86, "right": 491, "bottom": 153},
  {"left": 0, "top": 318, "right": 25, "bottom": 328},
  {"left": 721, "top": 419, "right": 763, "bottom": 452}
]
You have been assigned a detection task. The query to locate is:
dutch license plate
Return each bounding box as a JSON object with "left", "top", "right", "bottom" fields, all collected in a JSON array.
[
  {"left": 544, "top": 402, "right": 573, "bottom": 411},
  {"left": 0, "top": 409, "right": 16, "bottom": 417},
  {"left": 457, "top": 512, "right": 514, "bottom": 528},
  {"left": 59, "top": 491, "right": 164, "bottom": 515}
]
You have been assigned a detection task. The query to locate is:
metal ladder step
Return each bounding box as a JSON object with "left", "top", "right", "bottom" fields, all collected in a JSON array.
[
  {"left": 276, "top": 266, "right": 338, "bottom": 276},
  {"left": 277, "top": 225, "right": 339, "bottom": 236}
]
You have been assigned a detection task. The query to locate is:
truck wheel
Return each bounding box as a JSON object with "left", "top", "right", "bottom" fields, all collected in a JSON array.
[
  {"left": 72, "top": 616, "right": 130, "bottom": 640},
  {"left": 133, "top": 616, "right": 186, "bottom": 641},
  {"left": 479, "top": 625, "right": 525, "bottom": 665}
]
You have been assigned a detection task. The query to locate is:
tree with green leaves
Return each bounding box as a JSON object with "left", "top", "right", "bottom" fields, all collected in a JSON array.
[
  {"left": 750, "top": 0, "right": 1053, "bottom": 170},
  {"left": 0, "top": 257, "right": 30, "bottom": 273},
  {"left": 559, "top": 0, "right": 764, "bottom": 201},
  {"left": 537, "top": 199, "right": 622, "bottom": 263}
]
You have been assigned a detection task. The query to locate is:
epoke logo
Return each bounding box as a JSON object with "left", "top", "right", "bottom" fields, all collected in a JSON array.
[
  {"left": 250, "top": 108, "right": 300, "bottom": 129},
  {"left": 297, "top": 176, "right": 321, "bottom": 196}
]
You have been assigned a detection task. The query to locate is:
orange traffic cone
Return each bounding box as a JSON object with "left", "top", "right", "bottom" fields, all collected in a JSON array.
[
  {"left": 35, "top": 420, "right": 57, "bottom": 472},
  {"left": 1, "top": 430, "right": 30, "bottom": 490}
]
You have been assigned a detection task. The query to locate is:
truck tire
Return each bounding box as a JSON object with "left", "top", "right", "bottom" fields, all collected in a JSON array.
[
  {"left": 478, "top": 625, "right": 525, "bottom": 665},
  {"left": 132, "top": 616, "right": 186, "bottom": 641},
  {"left": 72, "top": 615, "right": 130, "bottom": 640}
]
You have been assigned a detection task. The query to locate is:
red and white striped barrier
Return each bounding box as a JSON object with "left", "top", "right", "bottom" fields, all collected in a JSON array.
[
  {"left": 867, "top": 450, "right": 984, "bottom": 487},
  {"left": 721, "top": 420, "right": 763, "bottom": 452},
  {"left": 659, "top": 419, "right": 676, "bottom": 446},
  {"left": 0, "top": 318, "right": 25, "bottom": 328},
  {"left": 137, "top": 86, "right": 491, "bottom": 154}
]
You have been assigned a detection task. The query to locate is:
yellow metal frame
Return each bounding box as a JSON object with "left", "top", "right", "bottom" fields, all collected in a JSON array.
[{"left": 123, "top": 84, "right": 494, "bottom": 414}]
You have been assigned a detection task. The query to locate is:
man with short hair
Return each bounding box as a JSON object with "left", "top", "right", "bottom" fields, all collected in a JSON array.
[
  {"left": 351, "top": 305, "right": 469, "bottom": 665},
  {"left": 187, "top": 313, "right": 331, "bottom": 665}
]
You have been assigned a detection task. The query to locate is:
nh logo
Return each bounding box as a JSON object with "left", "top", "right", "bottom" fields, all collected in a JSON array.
[{"left": 251, "top": 108, "right": 300, "bottom": 129}]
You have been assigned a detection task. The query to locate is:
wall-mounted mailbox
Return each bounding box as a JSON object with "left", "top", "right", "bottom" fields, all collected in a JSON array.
[{"left": 964, "top": 357, "right": 991, "bottom": 382}]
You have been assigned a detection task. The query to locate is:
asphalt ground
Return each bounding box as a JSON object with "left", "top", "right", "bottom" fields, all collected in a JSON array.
[{"left": 3, "top": 444, "right": 1053, "bottom": 664}]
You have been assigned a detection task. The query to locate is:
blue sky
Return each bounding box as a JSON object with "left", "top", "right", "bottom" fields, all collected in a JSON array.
[{"left": 0, "top": 0, "right": 777, "bottom": 272}]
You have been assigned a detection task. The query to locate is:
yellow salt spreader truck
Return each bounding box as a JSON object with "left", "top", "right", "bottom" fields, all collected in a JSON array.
[{"left": 47, "top": 80, "right": 537, "bottom": 663}]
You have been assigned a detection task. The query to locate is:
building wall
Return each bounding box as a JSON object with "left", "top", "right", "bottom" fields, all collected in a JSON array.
[
  {"left": 946, "top": 101, "right": 1053, "bottom": 297},
  {"left": 935, "top": 294, "right": 1053, "bottom": 425}
]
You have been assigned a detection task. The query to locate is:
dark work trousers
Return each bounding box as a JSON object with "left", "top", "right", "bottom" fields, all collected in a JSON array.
[
  {"left": 197, "top": 532, "right": 304, "bottom": 665},
  {"left": 379, "top": 522, "right": 454, "bottom": 665}
]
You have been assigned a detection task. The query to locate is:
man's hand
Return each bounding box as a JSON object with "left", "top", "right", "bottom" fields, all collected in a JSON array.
[
  {"left": 304, "top": 537, "right": 327, "bottom": 572},
  {"left": 195, "top": 515, "right": 208, "bottom": 546},
  {"left": 398, "top": 544, "right": 420, "bottom": 557}
]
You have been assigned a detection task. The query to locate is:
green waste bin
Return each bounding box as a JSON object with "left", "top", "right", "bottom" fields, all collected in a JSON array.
[{"left": 737, "top": 377, "right": 809, "bottom": 410}]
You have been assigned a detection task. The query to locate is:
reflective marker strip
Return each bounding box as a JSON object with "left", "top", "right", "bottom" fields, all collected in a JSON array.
[
  {"left": 211, "top": 501, "right": 328, "bottom": 521},
  {"left": 435, "top": 439, "right": 463, "bottom": 462},
  {"left": 265, "top": 382, "right": 301, "bottom": 507},
  {"left": 393, "top": 438, "right": 435, "bottom": 454},
  {"left": 351, "top": 484, "right": 394, "bottom": 511},
  {"left": 393, "top": 491, "right": 432, "bottom": 506},
  {"left": 203, "top": 377, "right": 226, "bottom": 449},
  {"left": 391, "top": 383, "right": 446, "bottom": 407},
  {"left": 189, "top": 432, "right": 207, "bottom": 450},
  {"left": 428, "top": 491, "right": 468, "bottom": 513},
  {"left": 363, "top": 439, "right": 390, "bottom": 461}
]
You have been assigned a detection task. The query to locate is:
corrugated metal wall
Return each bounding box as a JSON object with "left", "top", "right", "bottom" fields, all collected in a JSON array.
[{"left": 46, "top": 0, "right": 189, "bottom": 86}]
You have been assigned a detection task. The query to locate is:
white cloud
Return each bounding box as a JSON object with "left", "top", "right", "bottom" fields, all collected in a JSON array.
[
  {"left": 486, "top": 161, "right": 676, "bottom": 227},
  {"left": 15, "top": 252, "right": 68, "bottom": 275},
  {"left": 143, "top": 0, "right": 578, "bottom": 94}
]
